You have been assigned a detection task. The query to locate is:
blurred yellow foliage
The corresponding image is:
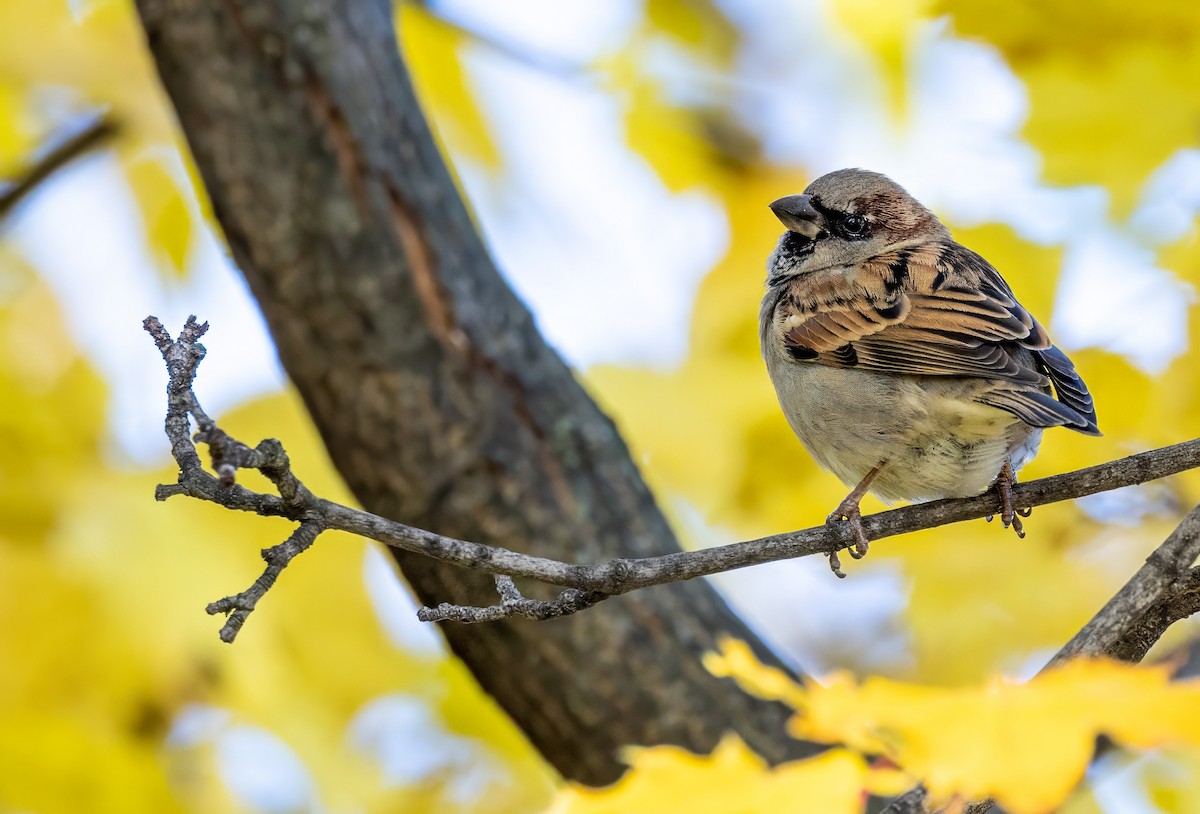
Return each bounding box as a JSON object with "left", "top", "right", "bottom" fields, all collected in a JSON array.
[
  {"left": 0, "top": 260, "right": 552, "bottom": 811},
  {"left": 0, "top": 0, "right": 175, "bottom": 142},
  {"left": 645, "top": 0, "right": 738, "bottom": 63},
  {"left": 3, "top": 0, "right": 1200, "bottom": 811},
  {"left": 830, "top": 0, "right": 934, "bottom": 113},
  {"left": 938, "top": 0, "right": 1200, "bottom": 214},
  {"left": 551, "top": 736, "right": 895, "bottom": 814},
  {"left": 707, "top": 638, "right": 1200, "bottom": 814},
  {"left": 0, "top": 83, "right": 37, "bottom": 167},
  {"left": 396, "top": 3, "right": 501, "bottom": 169},
  {"left": 124, "top": 153, "right": 195, "bottom": 278},
  {"left": 602, "top": 0, "right": 746, "bottom": 192}
]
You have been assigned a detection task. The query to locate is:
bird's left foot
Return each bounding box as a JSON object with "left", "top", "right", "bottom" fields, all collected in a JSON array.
[
  {"left": 992, "top": 461, "right": 1028, "bottom": 538},
  {"left": 826, "top": 498, "right": 870, "bottom": 578},
  {"left": 823, "top": 465, "right": 884, "bottom": 578}
]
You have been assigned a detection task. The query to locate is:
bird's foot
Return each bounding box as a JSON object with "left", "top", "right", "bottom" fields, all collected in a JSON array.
[
  {"left": 826, "top": 498, "right": 870, "bottom": 578},
  {"left": 993, "top": 462, "right": 1028, "bottom": 539},
  {"left": 822, "top": 465, "right": 884, "bottom": 578}
]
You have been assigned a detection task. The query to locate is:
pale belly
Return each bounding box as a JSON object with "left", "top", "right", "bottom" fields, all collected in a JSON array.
[{"left": 766, "top": 360, "right": 1041, "bottom": 502}]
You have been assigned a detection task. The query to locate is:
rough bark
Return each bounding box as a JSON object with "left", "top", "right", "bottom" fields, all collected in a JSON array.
[{"left": 133, "top": 0, "right": 817, "bottom": 784}]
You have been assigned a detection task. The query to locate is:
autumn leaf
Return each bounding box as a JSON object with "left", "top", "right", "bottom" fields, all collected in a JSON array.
[
  {"left": 549, "top": 735, "right": 892, "bottom": 814},
  {"left": 396, "top": 3, "right": 501, "bottom": 169},
  {"left": 708, "top": 638, "right": 1200, "bottom": 814},
  {"left": 937, "top": 0, "right": 1200, "bottom": 214},
  {"left": 123, "top": 154, "right": 195, "bottom": 278}
]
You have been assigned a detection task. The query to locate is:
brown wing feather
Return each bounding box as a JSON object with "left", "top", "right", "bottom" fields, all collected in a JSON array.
[
  {"left": 777, "top": 241, "right": 1100, "bottom": 433},
  {"left": 779, "top": 242, "right": 1047, "bottom": 383}
]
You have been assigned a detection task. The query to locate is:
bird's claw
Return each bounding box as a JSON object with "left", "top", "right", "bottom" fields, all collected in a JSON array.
[
  {"left": 826, "top": 500, "right": 869, "bottom": 576},
  {"left": 828, "top": 549, "right": 846, "bottom": 579},
  {"left": 994, "top": 464, "right": 1028, "bottom": 539}
]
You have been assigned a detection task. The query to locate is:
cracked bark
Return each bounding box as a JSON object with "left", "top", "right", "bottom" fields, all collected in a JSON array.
[{"left": 133, "top": 0, "right": 818, "bottom": 784}]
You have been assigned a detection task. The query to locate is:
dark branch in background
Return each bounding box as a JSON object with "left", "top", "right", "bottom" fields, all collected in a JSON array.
[
  {"left": 1163, "top": 632, "right": 1200, "bottom": 681},
  {"left": 0, "top": 115, "right": 118, "bottom": 220},
  {"left": 147, "top": 316, "right": 1200, "bottom": 636},
  {"left": 1052, "top": 512, "right": 1200, "bottom": 666},
  {"left": 880, "top": 505, "right": 1200, "bottom": 814}
]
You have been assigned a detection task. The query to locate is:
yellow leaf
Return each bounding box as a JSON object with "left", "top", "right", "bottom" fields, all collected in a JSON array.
[
  {"left": 397, "top": 4, "right": 500, "bottom": 169},
  {"left": 1141, "top": 746, "right": 1200, "bottom": 814},
  {"left": 0, "top": 0, "right": 179, "bottom": 143},
  {"left": 0, "top": 82, "right": 36, "bottom": 167},
  {"left": 707, "top": 640, "right": 1200, "bottom": 814},
  {"left": 605, "top": 55, "right": 741, "bottom": 192},
  {"left": 0, "top": 269, "right": 554, "bottom": 812},
  {"left": 829, "top": 0, "right": 935, "bottom": 116},
  {"left": 704, "top": 638, "right": 809, "bottom": 709},
  {"left": 938, "top": 0, "right": 1200, "bottom": 214},
  {"left": 0, "top": 258, "right": 106, "bottom": 545},
  {"left": 0, "top": 711, "right": 183, "bottom": 814},
  {"left": 550, "top": 735, "right": 873, "bottom": 814},
  {"left": 644, "top": 0, "right": 738, "bottom": 65},
  {"left": 124, "top": 154, "right": 195, "bottom": 278}
]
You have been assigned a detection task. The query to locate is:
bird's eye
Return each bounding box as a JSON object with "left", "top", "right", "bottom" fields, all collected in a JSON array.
[{"left": 842, "top": 214, "right": 867, "bottom": 237}]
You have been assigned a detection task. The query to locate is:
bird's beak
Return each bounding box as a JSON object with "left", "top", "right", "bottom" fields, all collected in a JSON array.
[{"left": 769, "top": 194, "right": 825, "bottom": 238}]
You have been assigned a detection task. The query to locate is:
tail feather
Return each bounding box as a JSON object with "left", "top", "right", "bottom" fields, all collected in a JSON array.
[
  {"left": 1035, "top": 345, "right": 1099, "bottom": 434},
  {"left": 978, "top": 387, "right": 1100, "bottom": 435}
]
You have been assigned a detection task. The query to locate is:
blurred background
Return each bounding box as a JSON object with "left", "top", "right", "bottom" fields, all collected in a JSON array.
[{"left": 2, "top": 0, "right": 1200, "bottom": 811}]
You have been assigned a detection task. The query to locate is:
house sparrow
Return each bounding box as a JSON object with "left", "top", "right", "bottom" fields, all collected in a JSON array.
[{"left": 760, "top": 169, "right": 1099, "bottom": 577}]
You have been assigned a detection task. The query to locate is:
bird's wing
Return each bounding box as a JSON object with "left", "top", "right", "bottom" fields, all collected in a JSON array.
[{"left": 776, "top": 241, "right": 1100, "bottom": 434}]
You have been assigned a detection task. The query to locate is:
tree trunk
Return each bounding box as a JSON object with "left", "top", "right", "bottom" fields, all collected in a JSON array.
[{"left": 134, "top": 0, "right": 815, "bottom": 784}]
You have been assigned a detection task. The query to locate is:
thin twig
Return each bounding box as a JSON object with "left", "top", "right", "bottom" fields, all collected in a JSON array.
[
  {"left": 206, "top": 519, "right": 324, "bottom": 642},
  {"left": 418, "top": 575, "right": 607, "bottom": 623},
  {"left": 147, "top": 316, "right": 1200, "bottom": 636},
  {"left": 147, "top": 315, "right": 326, "bottom": 641},
  {"left": 0, "top": 115, "right": 118, "bottom": 219}
]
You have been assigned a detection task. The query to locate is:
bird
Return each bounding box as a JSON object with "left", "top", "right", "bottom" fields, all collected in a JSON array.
[{"left": 759, "top": 168, "right": 1099, "bottom": 577}]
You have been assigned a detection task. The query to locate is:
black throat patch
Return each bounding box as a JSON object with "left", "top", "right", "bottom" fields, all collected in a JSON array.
[{"left": 768, "top": 232, "right": 818, "bottom": 286}]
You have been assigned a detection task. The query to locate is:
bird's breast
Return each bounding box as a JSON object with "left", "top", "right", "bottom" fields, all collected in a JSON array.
[{"left": 763, "top": 356, "right": 1040, "bottom": 502}]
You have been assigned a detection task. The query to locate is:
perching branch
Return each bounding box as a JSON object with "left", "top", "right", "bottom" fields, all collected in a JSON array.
[
  {"left": 147, "top": 315, "right": 1200, "bottom": 640},
  {"left": 880, "top": 504, "right": 1200, "bottom": 814},
  {"left": 0, "top": 115, "right": 118, "bottom": 220}
]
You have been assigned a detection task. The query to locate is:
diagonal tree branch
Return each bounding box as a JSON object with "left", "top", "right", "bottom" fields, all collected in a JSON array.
[
  {"left": 880, "top": 504, "right": 1200, "bottom": 814},
  {"left": 132, "top": 0, "right": 814, "bottom": 784},
  {"left": 148, "top": 315, "right": 1200, "bottom": 633},
  {"left": 0, "top": 115, "right": 118, "bottom": 220}
]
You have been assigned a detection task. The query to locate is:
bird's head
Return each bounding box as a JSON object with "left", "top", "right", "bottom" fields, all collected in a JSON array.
[{"left": 766, "top": 168, "right": 950, "bottom": 285}]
